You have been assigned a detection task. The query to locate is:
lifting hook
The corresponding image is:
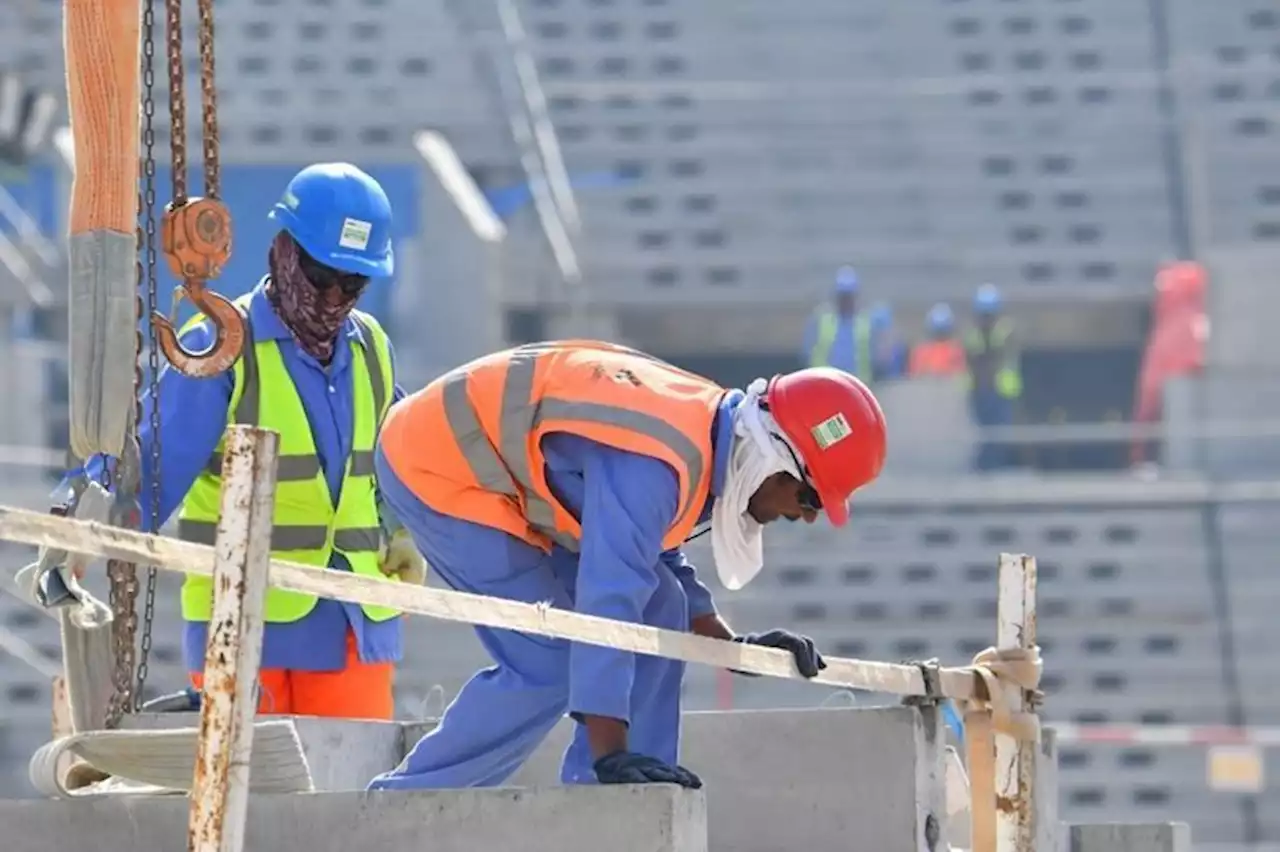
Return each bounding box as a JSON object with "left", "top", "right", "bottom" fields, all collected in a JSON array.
[{"left": 150, "top": 196, "right": 246, "bottom": 377}]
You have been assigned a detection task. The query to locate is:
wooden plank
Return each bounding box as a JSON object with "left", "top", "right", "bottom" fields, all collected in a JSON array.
[
  {"left": 0, "top": 502, "right": 980, "bottom": 699},
  {"left": 995, "top": 554, "right": 1037, "bottom": 852},
  {"left": 187, "top": 426, "right": 278, "bottom": 852}
]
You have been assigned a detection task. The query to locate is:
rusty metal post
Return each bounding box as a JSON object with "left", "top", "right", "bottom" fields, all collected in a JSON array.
[
  {"left": 995, "top": 553, "right": 1038, "bottom": 852},
  {"left": 187, "top": 425, "right": 279, "bottom": 852}
]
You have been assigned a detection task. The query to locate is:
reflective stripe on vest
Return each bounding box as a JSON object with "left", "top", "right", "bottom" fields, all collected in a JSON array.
[
  {"left": 388, "top": 341, "right": 720, "bottom": 554},
  {"left": 810, "top": 311, "right": 873, "bottom": 379},
  {"left": 177, "top": 295, "right": 399, "bottom": 624},
  {"left": 964, "top": 318, "right": 1022, "bottom": 399}
]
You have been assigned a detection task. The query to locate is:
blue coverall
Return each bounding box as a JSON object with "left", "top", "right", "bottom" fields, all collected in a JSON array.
[
  {"left": 367, "top": 390, "right": 744, "bottom": 788},
  {"left": 87, "top": 280, "right": 406, "bottom": 675}
]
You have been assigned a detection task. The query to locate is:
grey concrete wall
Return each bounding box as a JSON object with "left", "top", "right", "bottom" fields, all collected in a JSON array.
[
  {"left": 408, "top": 705, "right": 950, "bottom": 852},
  {"left": 13, "top": 706, "right": 1083, "bottom": 852},
  {"left": 123, "top": 706, "right": 951, "bottom": 852},
  {"left": 1, "top": 786, "right": 708, "bottom": 852}
]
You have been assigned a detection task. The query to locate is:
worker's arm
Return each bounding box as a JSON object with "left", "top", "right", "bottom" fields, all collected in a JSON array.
[
  {"left": 570, "top": 445, "right": 681, "bottom": 759},
  {"left": 82, "top": 322, "right": 234, "bottom": 533},
  {"left": 373, "top": 338, "right": 426, "bottom": 582},
  {"left": 658, "top": 548, "right": 716, "bottom": 620},
  {"left": 375, "top": 336, "right": 408, "bottom": 537}
]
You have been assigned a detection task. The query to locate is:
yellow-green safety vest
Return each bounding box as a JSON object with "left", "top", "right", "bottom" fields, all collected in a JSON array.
[
  {"left": 177, "top": 294, "right": 402, "bottom": 624},
  {"left": 963, "top": 317, "right": 1023, "bottom": 399},
  {"left": 810, "top": 310, "right": 873, "bottom": 380}
]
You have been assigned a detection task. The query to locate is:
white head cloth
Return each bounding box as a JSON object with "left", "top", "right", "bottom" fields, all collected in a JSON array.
[{"left": 710, "top": 378, "right": 804, "bottom": 591}]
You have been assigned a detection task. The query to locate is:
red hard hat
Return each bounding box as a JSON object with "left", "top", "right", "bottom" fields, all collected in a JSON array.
[{"left": 765, "top": 368, "right": 887, "bottom": 527}]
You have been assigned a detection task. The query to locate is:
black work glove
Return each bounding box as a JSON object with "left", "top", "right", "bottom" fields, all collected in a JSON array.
[
  {"left": 734, "top": 629, "right": 827, "bottom": 678},
  {"left": 593, "top": 751, "right": 703, "bottom": 789}
]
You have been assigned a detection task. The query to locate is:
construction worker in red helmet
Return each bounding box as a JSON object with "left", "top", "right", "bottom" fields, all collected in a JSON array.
[{"left": 368, "top": 340, "right": 887, "bottom": 792}]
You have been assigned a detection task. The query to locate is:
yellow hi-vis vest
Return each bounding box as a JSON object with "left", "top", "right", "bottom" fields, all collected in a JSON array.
[
  {"left": 809, "top": 310, "right": 873, "bottom": 380},
  {"left": 964, "top": 317, "right": 1023, "bottom": 399},
  {"left": 177, "top": 295, "right": 400, "bottom": 624}
]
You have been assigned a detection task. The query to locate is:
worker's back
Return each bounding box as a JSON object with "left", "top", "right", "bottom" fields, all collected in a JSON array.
[{"left": 380, "top": 340, "right": 725, "bottom": 551}]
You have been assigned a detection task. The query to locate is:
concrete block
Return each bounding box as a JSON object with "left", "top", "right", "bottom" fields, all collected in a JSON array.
[
  {"left": 1037, "top": 727, "right": 1064, "bottom": 852},
  {"left": 127, "top": 712, "right": 404, "bottom": 791},
  {"left": 1069, "top": 822, "right": 1192, "bottom": 852},
  {"left": 405, "top": 706, "right": 948, "bottom": 852},
  {"left": 0, "top": 785, "right": 708, "bottom": 852}
]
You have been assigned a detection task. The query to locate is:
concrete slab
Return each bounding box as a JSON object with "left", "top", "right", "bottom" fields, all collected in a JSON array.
[
  {"left": 406, "top": 705, "right": 949, "bottom": 852},
  {"left": 0, "top": 786, "right": 707, "bottom": 852},
  {"left": 1068, "top": 822, "right": 1192, "bottom": 852}
]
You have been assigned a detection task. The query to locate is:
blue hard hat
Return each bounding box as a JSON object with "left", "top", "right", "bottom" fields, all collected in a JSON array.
[
  {"left": 269, "top": 163, "right": 395, "bottom": 278},
  {"left": 927, "top": 302, "right": 954, "bottom": 332},
  {"left": 834, "top": 265, "right": 859, "bottom": 294},
  {"left": 974, "top": 283, "right": 1001, "bottom": 314}
]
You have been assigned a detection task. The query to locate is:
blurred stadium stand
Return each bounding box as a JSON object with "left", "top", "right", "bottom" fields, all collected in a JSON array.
[{"left": 2, "top": 1, "right": 1280, "bottom": 848}]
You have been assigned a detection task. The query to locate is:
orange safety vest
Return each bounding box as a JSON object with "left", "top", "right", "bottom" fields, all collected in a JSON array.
[
  {"left": 380, "top": 340, "right": 726, "bottom": 554},
  {"left": 909, "top": 340, "right": 967, "bottom": 377}
]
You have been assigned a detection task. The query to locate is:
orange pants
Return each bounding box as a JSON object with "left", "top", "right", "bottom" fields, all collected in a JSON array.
[{"left": 190, "top": 630, "right": 394, "bottom": 720}]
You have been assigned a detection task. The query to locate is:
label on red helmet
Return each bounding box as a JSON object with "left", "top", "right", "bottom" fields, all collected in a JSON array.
[
  {"left": 339, "top": 217, "right": 372, "bottom": 251},
  {"left": 811, "top": 412, "right": 853, "bottom": 450}
]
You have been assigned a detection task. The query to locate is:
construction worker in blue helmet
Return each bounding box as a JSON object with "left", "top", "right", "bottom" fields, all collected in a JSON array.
[
  {"left": 804, "top": 265, "right": 878, "bottom": 381},
  {"left": 963, "top": 283, "right": 1022, "bottom": 471},
  {"left": 115, "top": 162, "right": 426, "bottom": 721}
]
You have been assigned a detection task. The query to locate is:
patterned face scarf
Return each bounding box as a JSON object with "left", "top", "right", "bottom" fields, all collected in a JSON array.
[{"left": 266, "top": 231, "right": 369, "bottom": 363}]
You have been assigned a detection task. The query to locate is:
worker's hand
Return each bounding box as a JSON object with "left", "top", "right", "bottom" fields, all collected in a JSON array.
[
  {"left": 734, "top": 629, "right": 827, "bottom": 679},
  {"left": 593, "top": 751, "right": 703, "bottom": 789},
  {"left": 379, "top": 529, "right": 427, "bottom": 585}
]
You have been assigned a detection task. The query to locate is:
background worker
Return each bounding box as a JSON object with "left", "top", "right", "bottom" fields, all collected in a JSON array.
[
  {"left": 367, "top": 342, "right": 887, "bottom": 790},
  {"left": 803, "top": 265, "right": 873, "bottom": 379},
  {"left": 95, "top": 162, "right": 424, "bottom": 720},
  {"left": 964, "top": 284, "right": 1023, "bottom": 471},
  {"left": 909, "top": 303, "right": 966, "bottom": 377},
  {"left": 868, "top": 301, "right": 909, "bottom": 382}
]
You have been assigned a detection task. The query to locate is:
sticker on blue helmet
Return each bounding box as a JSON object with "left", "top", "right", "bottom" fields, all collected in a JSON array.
[{"left": 339, "top": 217, "right": 372, "bottom": 251}]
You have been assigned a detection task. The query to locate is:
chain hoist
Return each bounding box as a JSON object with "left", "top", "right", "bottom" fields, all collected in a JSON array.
[
  {"left": 150, "top": 0, "right": 244, "bottom": 374},
  {"left": 104, "top": 0, "right": 243, "bottom": 726}
]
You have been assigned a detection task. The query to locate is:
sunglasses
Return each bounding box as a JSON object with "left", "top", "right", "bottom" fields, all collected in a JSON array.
[
  {"left": 298, "top": 249, "right": 370, "bottom": 296},
  {"left": 797, "top": 482, "right": 823, "bottom": 513},
  {"left": 770, "top": 431, "right": 823, "bottom": 513}
]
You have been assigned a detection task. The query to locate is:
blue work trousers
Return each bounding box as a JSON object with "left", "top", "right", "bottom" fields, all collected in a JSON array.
[
  {"left": 367, "top": 451, "right": 690, "bottom": 789},
  {"left": 970, "top": 389, "right": 1015, "bottom": 471}
]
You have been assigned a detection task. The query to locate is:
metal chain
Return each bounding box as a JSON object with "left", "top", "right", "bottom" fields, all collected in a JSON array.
[
  {"left": 103, "top": 0, "right": 166, "bottom": 727},
  {"left": 165, "top": 0, "right": 188, "bottom": 206},
  {"left": 196, "top": 0, "right": 220, "bottom": 199},
  {"left": 137, "top": 0, "right": 162, "bottom": 709},
  {"left": 104, "top": 563, "right": 139, "bottom": 726}
]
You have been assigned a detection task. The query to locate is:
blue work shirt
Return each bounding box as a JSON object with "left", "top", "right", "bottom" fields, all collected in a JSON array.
[
  {"left": 540, "top": 388, "right": 742, "bottom": 625},
  {"left": 522, "top": 388, "right": 744, "bottom": 720},
  {"left": 87, "top": 279, "right": 405, "bottom": 673}
]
